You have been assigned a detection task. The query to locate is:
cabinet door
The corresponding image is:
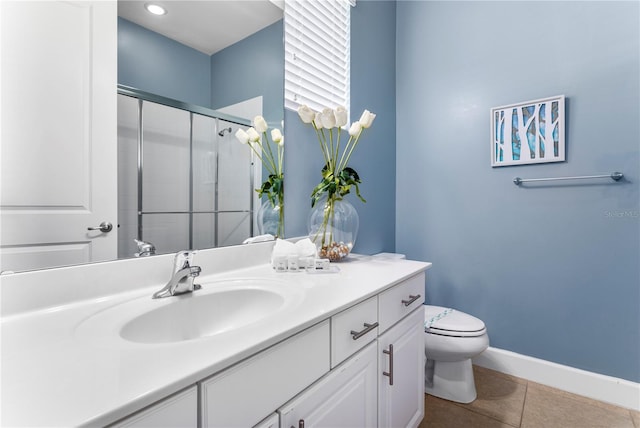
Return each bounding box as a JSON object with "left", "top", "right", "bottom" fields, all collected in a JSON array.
[
  {"left": 111, "top": 386, "right": 197, "bottom": 428},
  {"left": 200, "top": 320, "right": 330, "bottom": 428},
  {"left": 378, "top": 308, "right": 425, "bottom": 428},
  {"left": 253, "top": 413, "right": 279, "bottom": 428},
  {"left": 279, "top": 341, "right": 377, "bottom": 428}
]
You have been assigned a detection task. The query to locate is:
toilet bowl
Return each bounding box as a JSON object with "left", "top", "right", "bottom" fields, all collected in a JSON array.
[{"left": 424, "top": 305, "right": 489, "bottom": 404}]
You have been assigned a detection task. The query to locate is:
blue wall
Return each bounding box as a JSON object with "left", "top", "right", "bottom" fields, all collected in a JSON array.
[
  {"left": 210, "top": 21, "right": 284, "bottom": 126},
  {"left": 284, "top": 0, "right": 397, "bottom": 255},
  {"left": 118, "top": 18, "right": 211, "bottom": 107},
  {"left": 396, "top": 1, "right": 639, "bottom": 382}
]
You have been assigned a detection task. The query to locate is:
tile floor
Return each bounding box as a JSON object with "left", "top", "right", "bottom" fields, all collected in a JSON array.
[{"left": 419, "top": 366, "right": 640, "bottom": 428}]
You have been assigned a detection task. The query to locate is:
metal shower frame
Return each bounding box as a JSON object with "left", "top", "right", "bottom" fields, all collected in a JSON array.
[{"left": 117, "top": 85, "right": 255, "bottom": 250}]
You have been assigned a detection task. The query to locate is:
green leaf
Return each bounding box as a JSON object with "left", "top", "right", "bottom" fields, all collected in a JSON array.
[{"left": 311, "top": 165, "right": 366, "bottom": 207}]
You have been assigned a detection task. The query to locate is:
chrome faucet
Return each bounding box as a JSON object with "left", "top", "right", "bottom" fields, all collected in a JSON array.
[
  {"left": 134, "top": 238, "right": 156, "bottom": 257},
  {"left": 152, "top": 251, "right": 202, "bottom": 299}
]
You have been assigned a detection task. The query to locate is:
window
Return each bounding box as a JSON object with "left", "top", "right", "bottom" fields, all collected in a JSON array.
[{"left": 284, "top": 0, "right": 351, "bottom": 114}]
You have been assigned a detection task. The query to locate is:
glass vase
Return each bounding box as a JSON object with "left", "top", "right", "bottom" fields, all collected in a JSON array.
[
  {"left": 307, "top": 195, "right": 359, "bottom": 261},
  {"left": 257, "top": 194, "right": 284, "bottom": 238}
]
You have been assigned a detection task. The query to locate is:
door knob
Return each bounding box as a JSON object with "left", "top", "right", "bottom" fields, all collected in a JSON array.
[{"left": 87, "top": 222, "right": 113, "bottom": 233}]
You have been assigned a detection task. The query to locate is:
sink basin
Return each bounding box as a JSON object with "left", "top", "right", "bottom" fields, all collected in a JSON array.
[
  {"left": 121, "top": 287, "right": 284, "bottom": 344},
  {"left": 75, "top": 278, "right": 303, "bottom": 346}
]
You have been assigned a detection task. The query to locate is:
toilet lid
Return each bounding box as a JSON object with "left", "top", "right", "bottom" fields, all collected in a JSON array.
[{"left": 424, "top": 305, "right": 486, "bottom": 337}]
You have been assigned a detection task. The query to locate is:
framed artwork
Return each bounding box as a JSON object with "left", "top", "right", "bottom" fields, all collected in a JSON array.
[{"left": 491, "top": 95, "right": 565, "bottom": 167}]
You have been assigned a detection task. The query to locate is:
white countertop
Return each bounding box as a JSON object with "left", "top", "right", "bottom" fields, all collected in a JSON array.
[{"left": 1, "top": 253, "right": 430, "bottom": 427}]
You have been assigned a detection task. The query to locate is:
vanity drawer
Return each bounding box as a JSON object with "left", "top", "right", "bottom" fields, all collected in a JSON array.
[
  {"left": 253, "top": 413, "right": 279, "bottom": 428},
  {"left": 200, "top": 320, "right": 330, "bottom": 428},
  {"left": 111, "top": 386, "right": 197, "bottom": 427},
  {"left": 331, "top": 296, "right": 378, "bottom": 367},
  {"left": 378, "top": 273, "right": 425, "bottom": 333}
]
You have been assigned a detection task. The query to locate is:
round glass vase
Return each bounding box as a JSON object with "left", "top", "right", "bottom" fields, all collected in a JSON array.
[
  {"left": 257, "top": 195, "right": 284, "bottom": 238},
  {"left": 307, "top": 195, "right": 359, "bottom": 261}
]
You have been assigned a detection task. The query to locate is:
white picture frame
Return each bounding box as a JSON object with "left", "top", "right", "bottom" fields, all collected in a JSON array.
[{"left": 491, "top": 95, "right": 565, "bottom": 167}]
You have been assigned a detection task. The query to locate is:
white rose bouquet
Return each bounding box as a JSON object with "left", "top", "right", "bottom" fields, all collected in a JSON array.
[
  {"left": 297, "top": 105, "right": 376, "bottom": 208},
  {"left": 297, "top": 105, "right": 376, "bottom": 260},
  {"left": 235, "top": 116, "right": 284, "bottom": 237}
]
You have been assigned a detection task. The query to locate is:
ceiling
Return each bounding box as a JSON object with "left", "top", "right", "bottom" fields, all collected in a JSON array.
[{"left": 117, "top": 1, "right": 284, "bottom": 56}]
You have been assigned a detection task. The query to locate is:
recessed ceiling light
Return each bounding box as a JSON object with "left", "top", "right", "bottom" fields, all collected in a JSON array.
[{"left": 145, "top": 3, "right": 167, "bottom": 16}]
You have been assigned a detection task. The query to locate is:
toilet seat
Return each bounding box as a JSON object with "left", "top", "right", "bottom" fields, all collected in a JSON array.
[{"left": 424, "top": 305, "right": 486, "bottom": 338}]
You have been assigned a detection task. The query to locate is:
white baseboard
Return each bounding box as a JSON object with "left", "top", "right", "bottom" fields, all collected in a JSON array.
[{"left": 472, "top": 347, "right": 640, "bottom": 411}]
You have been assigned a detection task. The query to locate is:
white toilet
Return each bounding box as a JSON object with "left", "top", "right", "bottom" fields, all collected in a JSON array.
[{"left": 424, "top": 305, "right": 489, "bottom": 404}]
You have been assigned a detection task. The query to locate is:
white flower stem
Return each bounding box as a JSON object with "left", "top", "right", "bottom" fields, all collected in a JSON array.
[
  {"left": 334, "top": 127, "right": 342, "bottom": 172},
  {"left": 261, "top": 132, "right": 278, "bottom": 174},
  {"left": 313, "top": 123, "right": 331, "bottom": 166},
  {"left": 328, "top": 197, "right": 335, "bottom": 245},
  {"left": 249, "top": 143, "right": 276, "bottom": 176},
  {"left": 315, "top": 196, "right": 335, "bottom": 248},
  {"left": 338, "top": 128, "right": 363, "bottom": 172},
  {"left": 277, "top": 143, "right": 284, "bottom": 176},
  {"left": 330, "top": 128, "right": 339, "bottom": 171}
]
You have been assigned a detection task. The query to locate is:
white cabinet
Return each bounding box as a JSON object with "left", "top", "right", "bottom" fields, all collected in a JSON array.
[
  {"left": 253, "top": 413, "right": 279, "bottom": 428},
  {"left": 279, "top": 341, "right": 378, "bottom": 428},
  {"left": 378, "top": 308, "right": 425, "bottom": 428},
  {"left": 110, "top": 386, "right": 197, "bottom": 428},
  {"left": 331, "top": 296, "right": 378, "bottom": 367},
  {"left": 114, "top": 272, "right": 426, "bottom": 428},
  {"left": 200, "top": 320, "right": 330, "bottom": 428},
  {"left": 378, "top": 273, "right": 424, "bottom": 332},
  {"left": 276, "top": 271, "right": 425, "bottom": 428}
]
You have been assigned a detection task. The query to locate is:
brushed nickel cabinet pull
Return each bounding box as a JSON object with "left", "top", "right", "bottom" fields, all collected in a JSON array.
[
  {"left": 401, "top": 294, "right": 421, "bottom": 307},
  {"left": 383, "top": 344, "right": 394, "bottom": 385},
  {"left": 350, "top": 322, "right": 379, "bottom": 340},
  {"left": 299, "top": 419, "right": 305, "bottom": 428}
]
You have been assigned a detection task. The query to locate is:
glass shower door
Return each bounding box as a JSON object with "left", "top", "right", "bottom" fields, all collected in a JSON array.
[{"left": 117, "top": 93, "right": 255, "bottom": 258}]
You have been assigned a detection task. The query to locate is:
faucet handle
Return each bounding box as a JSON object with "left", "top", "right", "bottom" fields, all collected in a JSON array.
[
  {"left": 134, "top": 239, "right": 156, "bottom": 257},
  {"left": 174, "top": 250, "right": 197, "bottom": 270}
]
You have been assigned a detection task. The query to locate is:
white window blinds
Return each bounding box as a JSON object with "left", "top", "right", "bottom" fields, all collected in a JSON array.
[{"left": 284, "top": 0, "right": 351, "bottom": 113}]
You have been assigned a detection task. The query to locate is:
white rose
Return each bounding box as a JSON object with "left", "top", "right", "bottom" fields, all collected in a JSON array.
[
  {"left": 235, "top": 128, "right": 249, "bottom": 144},
  {"left": 271, "top": 128, "right": 283, "bottom": 144},
  {"left": 247, "top": 127, "right": 260, "bottom": 143},
  {"left": 320, "top": 108, "right": 336, "bottom": 129},
  {"left": 334, "top": 106, "right": 348, "bottom": 127},
  {"left": 313, "top": 112, "right": 324, "bottom": 129},
  {"left": 359, "top": 110, "right": 376, "bottom": 128},
  {"left": 297, "top": 105, "right": 316, "bottom": 124},
  {"left": 348, "top": 121, "right": 362, "bottom": 136},
  {"left": 253, "top": 116, "right": 268, "bottom": 133}
]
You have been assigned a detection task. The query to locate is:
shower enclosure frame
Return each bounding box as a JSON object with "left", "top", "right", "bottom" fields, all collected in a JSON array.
[{"left": 117, "top": 85, "right": 256, "bottom": 253}]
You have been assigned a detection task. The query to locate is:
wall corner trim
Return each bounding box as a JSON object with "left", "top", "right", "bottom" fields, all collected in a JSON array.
[{"left": 473, "top": 347, "right": 640, "bottom": 411}]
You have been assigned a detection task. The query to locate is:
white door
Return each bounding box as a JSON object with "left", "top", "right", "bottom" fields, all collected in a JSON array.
[
  {"left": 0, "top": 1, "right": 117, "bottom": 272},
  {"left": 378, "top": 308, "right": 425, "bottom": 428},
  {"left": 278, "top": 341, "right": 378, "bottom": 428}
]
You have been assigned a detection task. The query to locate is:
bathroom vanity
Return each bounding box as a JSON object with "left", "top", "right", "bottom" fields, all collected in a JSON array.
[{"left": 0, "top": 243, "right": 431, "bottom": 427}]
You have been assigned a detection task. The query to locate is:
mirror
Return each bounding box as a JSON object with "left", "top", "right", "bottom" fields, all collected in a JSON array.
[{"left": 0, "top": 0, "right": 284, "bottom": 272}]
